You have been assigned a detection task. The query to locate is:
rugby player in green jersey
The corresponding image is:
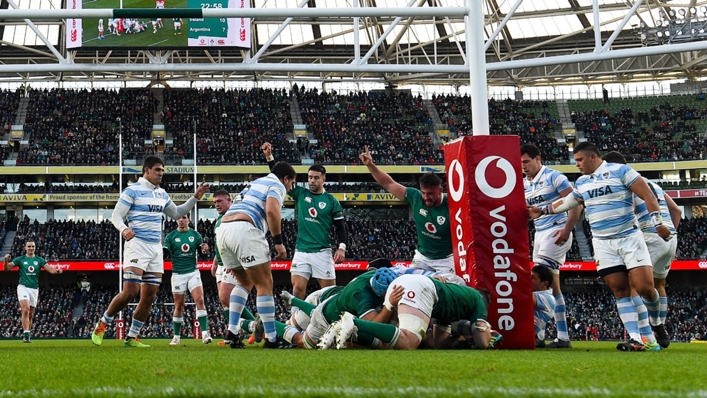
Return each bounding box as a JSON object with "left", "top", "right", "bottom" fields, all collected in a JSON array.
[
  {"left": 262, "top": 142, "right": 347, "bottom": 301},
  {"left": 163, "top": 214, "right": 211, "bottom": 345},
  {"left": 4, "top": 240, "right": 63, "bottom": 343},
  {"left": 359, "top": 146, "right": 453, "bottom": 273}
]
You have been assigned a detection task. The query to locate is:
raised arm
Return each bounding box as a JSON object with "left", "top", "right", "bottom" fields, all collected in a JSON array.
[
  {"left": 163, "top": 182, "right": 209, "bottom": 219},
  {"left": 359, "top": 145, "right": 406, "bottom": 201}
]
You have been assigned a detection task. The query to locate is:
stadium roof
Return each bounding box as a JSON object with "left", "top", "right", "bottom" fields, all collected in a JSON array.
[{"left": 2, "top": 0, "right": 707, "bottom": 86}]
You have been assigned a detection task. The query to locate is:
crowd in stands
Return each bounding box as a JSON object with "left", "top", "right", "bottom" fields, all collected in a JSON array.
[
  {"left": 571, "top": 103, "right": 707, "bottom": 162},
  {"left": 0, "top": 285, "right": 74, "bottom": 338},
  {"left": 298, "top": 89, "right": 441, "bottom": 164},
  {"left": 16, "top": 182, "right": 119, "bottom": 194},
  {"left": 11, "top": 217, "right": 118, "bottom": 261},
  {"left": 17, "top": 88, "right": 156, "bottom": 165},
  {"left": 4, "top": 280, "right": 705, "bottom": 343},
  {"left": 162, "top": 88, "right": 300, "bottom": 165},
  {"left": 1, "top": 89, "right": 21, "bottom": 132},
  {"left": 432, "top": 95, "right": 570, "bottom": 163}
]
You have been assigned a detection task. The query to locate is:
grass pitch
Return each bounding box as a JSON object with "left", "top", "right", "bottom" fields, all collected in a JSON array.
[{"left": 0, "top": 340, "right": 705, "bottom": 397}]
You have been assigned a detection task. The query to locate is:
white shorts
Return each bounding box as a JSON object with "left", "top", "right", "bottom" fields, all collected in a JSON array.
[
  {"left": 411, "top": 251, "right": 454, "bottom": 274},
  {"left": 294, "top": 286, "right": 338, "bottom": 330},
  {"left": 388, "top": 274, "right": 438, "bottom": 319},
  {"left": 303, "top": 296, "right": 334, "bottom": 348},
  {"left": 533, "top": 227, "right": 572, "bottom": 273},
  {"left": 171, "top": 270, "right": 202, "bottom": 294},
  {"left": 124, "top": 239, "right": 164, "bottom": 274},
  {"left": 291, "top": 250, "right": 336, "bottom": 280},
  {"left": 643, "top": 232, "right": 677, "bottom": 279},
  {"left": 216, "top": 221, "right": 270, "bottom": 270},
  {"left": 221, "top": 267, "right": 238, "bottom": 285},
  {"left": 215, "top": 265, "right": 224, "bottom": 284},
  {"left": 174, "top": 22, "right": 181, "bottom": 29},
  {"left": 17, "top": 285, "right": 39, "bottom": 307},
  {"left": 593, "top": 233, "right": 652, "bottom": 274}
]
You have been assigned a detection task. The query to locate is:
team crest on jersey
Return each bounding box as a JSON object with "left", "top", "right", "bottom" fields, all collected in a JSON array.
[
  {"left": 28, "top": 266, "right": 35, "bottom": 272},
  {"left": 419, "top": 209, "right": 428, "bottom": 217},
  {"left": 305, "top": 197, "right": 312, "bottom": 203},
  {"left": 309, "top": 208, "right": 318, "bottom": 217},
  {"left": 437, "top": 216, "right": 446, "bottom": 225},
  {"left": 425, "top": 222, "right": 437, "bottom": 233},
  {"left": 318, "top": 202, "right": 327, "bottom": 209},
  {"left": 188, "top": 236, "right": 195, "bottom": 242},
  {"left": 602, "top": 172, "right": 610, "bottom": 180},
  {"left": 538, "top": 181, "right": 544, "bottom": 187},
  {"left": 181, "top": 243, "right": 190, "bottom": 252}
]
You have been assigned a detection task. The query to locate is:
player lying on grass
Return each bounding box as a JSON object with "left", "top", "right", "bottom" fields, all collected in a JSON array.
[
  {"left": 280, "top": 258, "right": 465, "bottom": 332},
  {"left": 324, "top": 274, "right": 498, "bottom": 350},
  {"left": 275, "top": 267, "right": 401, "bottom": 349}
]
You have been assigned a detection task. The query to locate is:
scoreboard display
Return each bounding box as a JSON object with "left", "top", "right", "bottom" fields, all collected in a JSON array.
[{"left": 73, "top": 0, "right": 250, "bottom": 49}]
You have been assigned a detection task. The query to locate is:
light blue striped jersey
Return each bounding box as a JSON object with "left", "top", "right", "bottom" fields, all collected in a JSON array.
[
  {"left": 525, "top": 166, "right": 572, "bottom": 232},
  {"left": 534, "top": 289, "right": 555, "bottom": 338},
  {"left": 115, "top": 177, "right": 172, "bottom": 244},
  {"left": 633, "top": 177, "right": 677, "bottom": 234},
  {"left": 572, "top": 161, "right": 641, "bottom": 239},
  {"left": 225, "top": 173, "right": 286, "bottom": 234}
]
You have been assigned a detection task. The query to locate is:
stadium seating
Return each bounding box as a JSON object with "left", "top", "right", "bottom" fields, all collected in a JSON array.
[
  {"left": 298, "top": 89, "right": 441, "bottom": 164},
  {"left": 569, "top": 95, "right": 707, "bottom": 162},
  {"left": 18, "top": 88, "right": 155, "bottom": 165},
  {"left": 432, "top": 95, "right": 570, "bottom": 163},
  {"left": 162, "top": 88, "right": 301, "bottom": 165}
]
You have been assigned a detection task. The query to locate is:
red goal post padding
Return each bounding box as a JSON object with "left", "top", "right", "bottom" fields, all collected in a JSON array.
[{"left": 444, "top": 135, "right": 535, "bottom": 349}]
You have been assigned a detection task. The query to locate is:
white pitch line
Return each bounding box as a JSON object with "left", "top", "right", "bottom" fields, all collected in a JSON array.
[
  {"left": 149, "top": 39, "right": 168, "bottom": 46},
  {"left": 2, "top": 386, "right": 707, "bottom": 397}
]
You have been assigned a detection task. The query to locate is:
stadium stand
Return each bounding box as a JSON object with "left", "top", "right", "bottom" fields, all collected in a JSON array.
[
  {"left": 162, "top": 88, "right": 300, "bottom": 165},
  {"left": 298, "top": 89, "right": 441, "bottom": 164}
]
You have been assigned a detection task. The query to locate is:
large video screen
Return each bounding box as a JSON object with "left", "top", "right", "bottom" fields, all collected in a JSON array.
[{"left": 76, "top": 0, "right": 250, "bottom": 48}]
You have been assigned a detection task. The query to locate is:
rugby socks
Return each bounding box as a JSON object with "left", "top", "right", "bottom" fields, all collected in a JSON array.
[
  {"left": 642, "top": 289, "right": 661, "bottom": 326},
  {"left": 282, "top": 325, "right": 299, "bottom": 344},
  {"left": 659, "top": 296, "right": 668, "bottom": 325},
  {"left": 353, "top": 332, "right": 381, "bottom": 349},
  {"left": 196, "top": 309, "right": 208, "bottom": 332},
  {"left": 289, "top": 297, "right": 317, "bottom": 316},
  {"left": 228, "top": 285, "right": 249, "bottom": 334},
  {"left": 173, "top": 316, "right": 183, "bottom": 336},
  {"left": 632, "top": 295, "right": 657, "bottom": 344},
  {"left": 127, "top": 318, "right": 144, "bottom": 338},
  {"left": 616, "top": 297, "right": 641, "bottom": 342},
  {"left": 101, "top": 311, "right": 115, "bottom": 325},
  {"left": 554, "top": 294, "right": 570, "bottom": 341},
  {"left": 256, "top": 295, "right": 277, "bottom": 342},
  {"left": 222, "top": 307, "right": 229, "bottom": 324},
  {"left": 352, "top": 318, "right": 400, "bottom": 346},
  {"left": 274, "top": 320, "right": 288, "bottom": 337},
  {"left": 240, "top": 319, "right": 255, "bottom": 333}
]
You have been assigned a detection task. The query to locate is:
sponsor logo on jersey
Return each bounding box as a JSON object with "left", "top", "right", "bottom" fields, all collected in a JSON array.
[
  {"left": 181, "top": 243, "right": 190, "bottom": 252},
  {"left": 175, "top": 238, "right": 181, "bottom": 242},
  {"left": 437, "top": 216, "right": 446, "bottom": 225},
  {"left": 240, "top": 255, "right": 255, "bottom": 264},
  {"left": 318, "top": 202, "right": 327, "bottom": 209},
  {"left": 28, "top": 266, "right": 35, "bottom": 273},
  {"left": 305, "top": 197, "right": 312, "bottom": 203},
  {"left": 308, "top": 208, "right": 317, "bottom": 217},
  {"left": 419, "top": 209, "right": 428, "bottom": 216},
  {"left": 425, "top": 222, "right": 437, "bottom": 233}
]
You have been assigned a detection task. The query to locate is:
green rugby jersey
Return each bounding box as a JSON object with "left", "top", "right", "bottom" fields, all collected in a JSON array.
[
  {"left": 430, "top": 278, "right": 487, "bottom": 325},
  {"left": 322, "top": 270, "right": 381, "bottom": 322},
  {"left": 12, "top": 255, "right": 47, "bottom": 289},
  {"left": 405, "top": 187, "right": 452, "bottom": 259},
  {"left": 290, "top": 186, "right": 344, "bottom": 253},
  {"left": 163, "top": 229, "right": 203, "bottom": 274}
]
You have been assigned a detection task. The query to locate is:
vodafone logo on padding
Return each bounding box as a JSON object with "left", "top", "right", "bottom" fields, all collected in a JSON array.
[{"left": 475, "top": 156, "right": 516, "bottom": 199}]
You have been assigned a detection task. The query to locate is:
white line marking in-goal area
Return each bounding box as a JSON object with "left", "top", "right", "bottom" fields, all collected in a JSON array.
[{"left": 2, "top": 386, "right": 707, "bottom": 397}]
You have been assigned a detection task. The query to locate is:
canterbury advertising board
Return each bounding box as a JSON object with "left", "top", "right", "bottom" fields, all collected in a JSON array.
[
  {"left": 9, "top": 260, "right": 706, "bottom": 272},
  {"left": 444, "top": 135, "right": 534, "bottom": 349}
]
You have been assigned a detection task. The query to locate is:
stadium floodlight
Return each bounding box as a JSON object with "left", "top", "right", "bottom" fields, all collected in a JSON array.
[{"left": 640, "top": 7, "right": 707, "bottom": 45}]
